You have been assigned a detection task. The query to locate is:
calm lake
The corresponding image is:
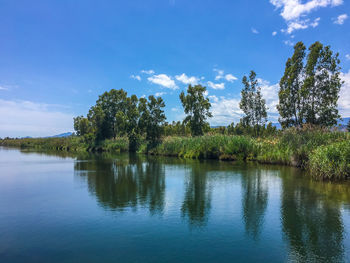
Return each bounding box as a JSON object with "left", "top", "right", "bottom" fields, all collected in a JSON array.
[{"left": 0, "top": 147, "right": 350, "bottom": 262}]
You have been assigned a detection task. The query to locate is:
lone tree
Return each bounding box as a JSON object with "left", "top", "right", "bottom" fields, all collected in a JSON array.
[
  {"left": 180, "top": 84, "right": 212, "bottom": 136},
  {"left": 277, "top": 41, "right": 342, "bottom": 128},
  {"left": 239, "top": 70, "right": 267, "bottom": 136}
]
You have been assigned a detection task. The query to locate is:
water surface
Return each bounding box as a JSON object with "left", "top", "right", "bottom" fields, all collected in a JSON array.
[{"left": 0, "top": 147, "right": 350, "bottom": 262}]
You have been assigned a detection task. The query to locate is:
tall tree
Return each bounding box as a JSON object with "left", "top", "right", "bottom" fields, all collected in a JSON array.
[
  {"left": 347, "top": 120, "right": 350, "bottom": 132},
  {"left": 239, "top": 71, "right": 267, "bottom": 136},
  {"left": 180, "top": 84, "right": 212, "bottom": 136},
  {"left": 277, "top": 41, "right": 342, "bottom": 128},
  {"left": 303, "top": 42, "right": 341, "bottom": 126},
  {"left": 277, "top": 42, "right": 306, "bottom": 128},
  {"left": 143, "top": 95, "right": 166, "bottom": 148}
]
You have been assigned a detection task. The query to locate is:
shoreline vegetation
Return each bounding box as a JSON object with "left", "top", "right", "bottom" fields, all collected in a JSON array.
[
  {"left": 2, "top": 40, "right": 350, "bottom": 181},
  {"left": 1, "top": 126, "right": 349, "bottom": 181}
]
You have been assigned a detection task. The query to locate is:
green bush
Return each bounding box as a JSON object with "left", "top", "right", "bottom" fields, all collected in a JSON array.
[{"left": 309, "top": 140, "right": 350, "bottom": 180}]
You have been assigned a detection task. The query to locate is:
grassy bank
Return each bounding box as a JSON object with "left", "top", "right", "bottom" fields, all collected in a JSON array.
[{"left": 1, "top": 128, "right": 349, "bottom": 181}]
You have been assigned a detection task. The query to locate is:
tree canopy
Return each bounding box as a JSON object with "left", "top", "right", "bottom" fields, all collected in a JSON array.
[{"left": 180, "top": 84, "right": 212, "bottom": 136}]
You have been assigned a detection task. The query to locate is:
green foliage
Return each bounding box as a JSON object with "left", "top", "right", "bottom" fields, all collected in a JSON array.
[
  {"left": 278, "top": 41, "right": 342, "bottom": 128},
  {"left": 73, "top": 116, "right": 91, "bottom": 136},
  {"left": 240, "top": 70, "right": 267, "bottom": 136},
  {"left": 210, "top": 121, "right": 278, "bottom": 137},
  {"left": 142, "top": 95, "right": 166, "bottom": 150},
  {"left": 309, "top": 140, "right": 350, "bottom": 180},
  {"left": 163, "top": 121, "right": 191, "bottom": 136},
  {"left": 150, "top": 135, "right": 257, "bottom": 161},
  {"left": 180, "top": 84, "right": 212, "bottom": 136},
  {"left": 75, "top": 89, "right": 167, "bottom": 151},
  {"left": 347, "top": 120, "right": 350, "bottom": 132}
]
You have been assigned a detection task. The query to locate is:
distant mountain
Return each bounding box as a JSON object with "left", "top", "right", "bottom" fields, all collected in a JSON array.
[{"left": 46, "top": 132, "right": 74, "bottom": 138}]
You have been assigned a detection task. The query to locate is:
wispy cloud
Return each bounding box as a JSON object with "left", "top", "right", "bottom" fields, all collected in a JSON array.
[
  {"left": 207, "top": 81, "right": 225, "bottom": 90},
  {"left": 346, "top": 54, "right": 350, "bottom": 60},
  {"left": 155, "top": 92, "right": 166, "bottom": 97},
  {"left": 141, "top": 69, "right": 155, "bottom": 75},
  {"left": 0, "top": 99, "right": 74, "bottom": 138},
  {"left": 283, "top": 40, "right": 295, "bottom": 46},
  {"left": 281, "top": 17, "right": 320, "bottom": 34},
  {"left": 130, "top": 74, "right": 141, "bottom": 81},
  {"left": 148, "top": 74, "right": 178, "bottom": 90},
  {"left": 251, "top": 28, "right": 259, "bottom": 34},
  {"left": 214, "top": 69, "right": 238, "bottom": 82},
  {"left": 333, "top": 14, "right": 348, "bottom": 25},
  {"left": 0, "top": 86, "right": 8, "bottom": 91},
  {"left": 272, "top": 31, "right": 277, "bottom": 36},
  {"left": 225, "top": 74, "right": 238, "bottom": 82}
]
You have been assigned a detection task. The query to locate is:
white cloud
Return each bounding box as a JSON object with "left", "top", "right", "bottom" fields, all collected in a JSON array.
[
  {"left": 333, "top": 14, "right": 348, "bottom": 24},
  {"left": 214, "top": 69, "right": 237, "bottom": 82},
  {"left": 251, "top": 28, "right": 259, "bottom": 34},
  {"left": 0, "top": 86, "right": 8, "bottom": 90},
  {"left": 155, "top": 92, "right": 166, "bottom": 97},
  {"left": 208, "top": 95, "right": 219, "bottom": 103},
  {"left": 272, "top": 31, "right": 278, "bottom": 36},
  {"left": 130, "top": 75, "right": 141, "bottom": 81},
  {"left": 257, "top": 78, "right": 280, "bottom": 114},
  {"left": 171, "top": 107, "right": 179, "bottom": 112},
  {"left": 207, "top": 81, "right": 225, "bottom": 90},
  {"left": 225, "top": 74, "right": 238, "bottom": 82},
  {"left": 339, "top": 70, "right": 350, "bottom": 117},
  {"left": 210, "top": 97, "right": 242, "bottom": 126},
  {"left": 282, "top": 17, "right": 320, "bottom": 34},
  {"left": 283, "top": 40, "right": 295, "bottom": 46},
  {"left": 214, "top": 69, "right": 224, "bottom": 80},
  {"left": 270, "top": 0, "right": 342, "bottom": 34},
  {"left": 175, "top": 73, "right": 199, "bottom": 85},
  {"left": 346, "top": 54, "right": 350, "bottom": 60},
  {"left": 148, "top": 74, "right": 178, "bottom": 90},
  {"left": 270, "top": 0, "right": 343, "bottom": 21},
  {"left": 208, "top": 77, "right": 281, "bottom": 126},
  {"left": 141, "top": 69, "right": 155, "bottom": 75},
  {"left": 0, "top": 99, "right": 74, "bottom": 138}
]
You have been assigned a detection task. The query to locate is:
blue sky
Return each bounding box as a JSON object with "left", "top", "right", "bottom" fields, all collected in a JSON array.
[{"left": 0, "top": 0, "right": 349, "bottom": 137}]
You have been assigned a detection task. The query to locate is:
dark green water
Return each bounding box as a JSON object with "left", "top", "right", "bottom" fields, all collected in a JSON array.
[{"left": 1, "top": 147, "right": 350, "bottom": 263}]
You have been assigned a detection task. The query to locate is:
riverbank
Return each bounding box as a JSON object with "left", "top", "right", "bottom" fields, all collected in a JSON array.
[{"left": 1, "top": 128, "right": 349, "bottom": 180}]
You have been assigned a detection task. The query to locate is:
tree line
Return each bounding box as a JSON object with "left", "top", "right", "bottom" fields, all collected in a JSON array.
[{"left": 74, "top": 41, "right": 345, "bottom": 150}]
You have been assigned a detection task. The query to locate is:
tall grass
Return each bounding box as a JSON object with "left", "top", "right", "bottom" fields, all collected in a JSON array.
[
  {"left": 309, "top": 140, "right": 350, "bottom": 180},
  {"left": 149, "top": 135, "right": 257, "bottom": 160}
]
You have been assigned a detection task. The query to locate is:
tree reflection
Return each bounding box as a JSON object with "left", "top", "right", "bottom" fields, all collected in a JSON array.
[
  {"left": 181, "top": 162, "right": 212, "bottom": 227},
  {"left": 280, "top": 172, "right": 345, "bottom": 262},
  {"left": 74, "top": 153, "right": 165, "bottom": 214},
  {"left": 241, "top": 169, "right": 268, "bottom": 240}
]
